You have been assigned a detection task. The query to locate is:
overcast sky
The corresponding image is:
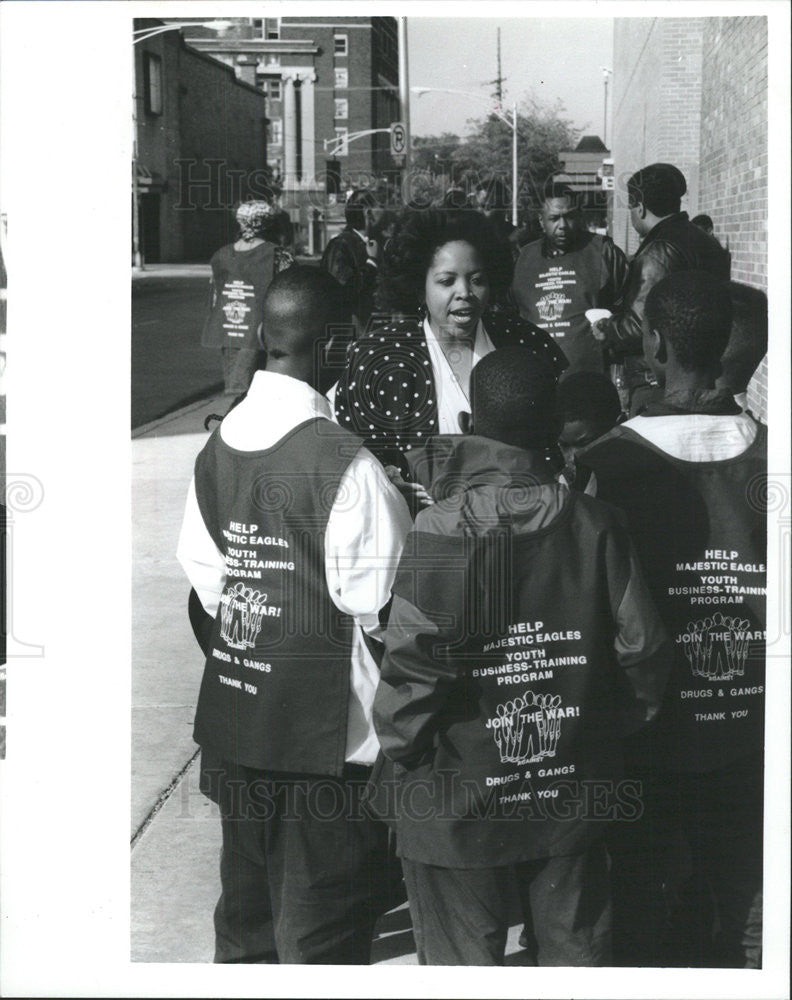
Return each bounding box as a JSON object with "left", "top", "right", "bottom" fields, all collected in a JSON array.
[{"left": 407, "top": 16, "right": 614, "bottom": 141}]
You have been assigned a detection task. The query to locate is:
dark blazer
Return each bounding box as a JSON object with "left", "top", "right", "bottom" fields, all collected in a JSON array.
[
  {"left": 334, "top": 310, "right": 568, "bottom": 468},
  {"left": 321, "top": 228, "right": 378, "bottom": 331}
]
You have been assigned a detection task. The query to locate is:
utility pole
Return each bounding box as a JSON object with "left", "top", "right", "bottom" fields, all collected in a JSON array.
[
  {"left": 488, "top": 28, "right": 505, "bottom": 103},
  {"left": 496, "top": 28, "right": 503, "bottom": 103}
]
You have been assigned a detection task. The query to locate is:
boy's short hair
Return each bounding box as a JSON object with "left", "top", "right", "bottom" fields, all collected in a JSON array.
[
  {"left": 644, "top": 270, "right": 733, "bottom": 372},
  {"left": 691, "top": 213, "right": 714, "bottom": 231},
  {"left": 627, "top": 163, "right": 687, "bottom": 216},
  {"left": 558, "top": 372, "right": 622, "bottom": 429},
  {"left": 718, "top": 281, "right": 768, "bottom": 395},
  {"left": 471, "top": 347, "right": 560, "bottom": 450}
]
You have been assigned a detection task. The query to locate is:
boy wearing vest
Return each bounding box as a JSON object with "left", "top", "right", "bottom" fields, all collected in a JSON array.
[
  {"left": 582, "top": 270, "right": 766, "bottom": 967},
  {"left": 372, "top": 347, "right": 670, "bottom": 966},
  {"left": 178, "top": 267, "right": 412, "bottom": 964}
]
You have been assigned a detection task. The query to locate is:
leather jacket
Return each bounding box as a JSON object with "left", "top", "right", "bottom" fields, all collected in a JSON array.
[{"left": 605, "top": 213, "right": 731, "bottom": 392}]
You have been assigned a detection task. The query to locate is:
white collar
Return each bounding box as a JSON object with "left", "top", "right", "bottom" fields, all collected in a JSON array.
[
  {"left": 220, "top": 370, "right": 332, "bottom": 451},
  {"left": 623, "top": 411, "right": 759, "bottom": 462},
  {"left": 422, "top": 317, "right": 494, "bottom": 359},
  {"left": 422, "top": 318, "right": 496, "bottom": 433}
]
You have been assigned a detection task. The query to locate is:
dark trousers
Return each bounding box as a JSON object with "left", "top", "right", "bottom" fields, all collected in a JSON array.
[
  {"left": 210, "top": 759, "right": 391, "bottom": 964},
  {"left": 401, "top": 840, "right": 612, "bottom": 966},
  {"left": 608, "top": 753, "right": 763, "bottom": 968}
]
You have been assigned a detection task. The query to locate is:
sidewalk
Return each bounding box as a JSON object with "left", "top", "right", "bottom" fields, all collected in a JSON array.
[
  {"left": 130, "top": 255, "right": 320, "bottom": 282},
  {"left": 130, "top": 394, "right": 529, "bottom": 965},
  {"left": 132, "top": 263, "right": 211, "bottom": 281}
]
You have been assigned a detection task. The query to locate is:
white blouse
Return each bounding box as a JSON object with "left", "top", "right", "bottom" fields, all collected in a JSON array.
[{"left": 422, "top": 317, "right": 496, "bottom": 434}]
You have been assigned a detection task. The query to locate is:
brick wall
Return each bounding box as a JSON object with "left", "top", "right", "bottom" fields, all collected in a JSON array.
[
  {"left": 178, "top": 46, "right": 269, "bottom": 261},
  {"left": 611, "top": 16, "right": 768, "bottom": 422},
  {"left": 136, "top": 27, "right": 269, "bottom": 263},
  {"left": 699, "top": 17, "right": 768, "bottom": 419},
  {"left": 611, "top": 18, "right": 703, "bottom": 256}
]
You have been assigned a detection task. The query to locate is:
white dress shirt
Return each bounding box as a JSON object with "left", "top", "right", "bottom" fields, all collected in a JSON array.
[
  {"left": 422, "top": 317, "right": 496, "bottom": 434},
  {"left": 177, "top": 370, "right": 412, "bottom": 765}
]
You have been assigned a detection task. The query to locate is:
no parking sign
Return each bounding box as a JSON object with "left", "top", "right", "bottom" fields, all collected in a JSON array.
[{"left": 390, "top": 121, "right": 407, "bottom": 157}]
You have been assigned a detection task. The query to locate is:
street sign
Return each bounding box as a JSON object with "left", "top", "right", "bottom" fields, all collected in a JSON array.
[{"left": 390, "top": 121, "right": 407, "bottom": 157}]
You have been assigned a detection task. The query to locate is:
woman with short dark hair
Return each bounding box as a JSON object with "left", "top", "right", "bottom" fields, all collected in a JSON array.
[{"left": 334, "top": 209, "right": 567, "bottom": 468}]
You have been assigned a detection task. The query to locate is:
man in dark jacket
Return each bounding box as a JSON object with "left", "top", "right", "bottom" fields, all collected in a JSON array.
[
  {"left": 320, "top": 189, "right": 382, "bottom": 335},
  {"left": 372, "top": 347, "right": 670, "bottom": 966},
  {"left": 592, "top": 163, "right": 731, "bottom": 414},
  {"left": 511, "top": 181, "right": 628, "bottom": 375}
]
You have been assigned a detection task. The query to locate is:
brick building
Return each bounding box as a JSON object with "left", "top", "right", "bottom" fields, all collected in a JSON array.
[
  {"left": 184, "top": 16, "right": 400, "bottom": 248},
  {"left": 134, "top": 19, "right": 270, "bottom": 263},
  {"left": 610, "top": 16, "right": 768, "bottom": 420}
]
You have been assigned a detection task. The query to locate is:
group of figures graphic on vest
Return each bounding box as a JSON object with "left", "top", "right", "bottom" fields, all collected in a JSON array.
[{"left": 181, "top": 163, "right": 768, "bottom": 967}]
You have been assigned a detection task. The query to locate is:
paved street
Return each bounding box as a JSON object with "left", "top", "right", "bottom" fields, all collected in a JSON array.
[{"left": 131, "top": 266, "right": 221, "bottom": 429}]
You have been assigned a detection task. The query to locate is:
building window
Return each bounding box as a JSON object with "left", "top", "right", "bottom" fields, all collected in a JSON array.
[
  {"left": 269, "top": 119, "right": 283, "bottom": 145},
  {"left": 251, "top": 18, "right": 264, "bottom": 37},
  {"left": 334, "top": 33, "right": 348, "bottom": 56},
  {"left": 334, "top": 98, "right": 348, "bottom": 120},
  {"left": 143, "top": 52, "right": 163, "bottom": 116},
  {"left": 334, "top": 127, "right": 348, "bottom": 157},
  {"left": 268, "top": 79, "right": 282, "bottom": 100},
  {"left": 334, "top": 67, "right": 348, "bottom": 89}
]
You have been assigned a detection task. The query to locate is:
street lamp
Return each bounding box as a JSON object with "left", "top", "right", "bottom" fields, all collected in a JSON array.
[
  {"left": 411, "top": 87, "right": 519, "bottom": 227},
  {"left": 132, "top": 20, "right": 233, "bottom": 270},
  {"left": 600, "top": 67, "right": 612, "bottom": 148}
]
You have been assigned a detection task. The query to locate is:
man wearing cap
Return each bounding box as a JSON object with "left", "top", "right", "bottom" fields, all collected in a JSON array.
[
  {"left": 591, "top": 163, "right": 731, "bottom": 415},
  {"left": 202, "top": 200, "right": 294, "bottom": 396}
]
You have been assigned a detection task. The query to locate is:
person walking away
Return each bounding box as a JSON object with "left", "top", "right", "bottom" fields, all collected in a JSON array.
[
  {"left": 179, "top": 267, "right": 412, "bottom": 964},
  {"left": 201, "top": 200, "right": 294, "bottom": 396}
]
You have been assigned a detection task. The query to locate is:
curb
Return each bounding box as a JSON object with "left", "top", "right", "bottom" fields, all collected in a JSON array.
[
  {"left": 132, "top": 265, "right": 211, "bottom": 281},
  {"left": 132, "top": 391, "right": 225, "bottom": 439}
]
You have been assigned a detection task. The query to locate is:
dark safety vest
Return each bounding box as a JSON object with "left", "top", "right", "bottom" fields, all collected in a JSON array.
[
  {"left": 584, "top": 422, "right": 767, "bottom": 773},
  {"left": 192, "top": 417, "right": 362, "bottom": 776},
  {"left": 201, "top": 241, "right": 276, "bottom": 350},
  {"left": 512, "top": 235, "right": 610, "bottom": 374}
]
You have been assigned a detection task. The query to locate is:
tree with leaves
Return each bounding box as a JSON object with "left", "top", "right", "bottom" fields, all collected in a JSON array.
[
  {"left": 409, "top": 98, "right": 579, "bottom": 225},
  {"left": 453, "top": 97, "right": 579, "bottom": 220}
]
